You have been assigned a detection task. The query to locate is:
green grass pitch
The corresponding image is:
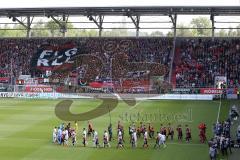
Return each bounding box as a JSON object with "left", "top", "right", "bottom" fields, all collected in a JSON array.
[{"left": 0, "top": 98, "right": 237, "bottom": 160}]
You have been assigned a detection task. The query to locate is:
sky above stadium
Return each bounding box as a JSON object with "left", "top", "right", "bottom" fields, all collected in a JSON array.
[{"left": 0, "top": 0, "right": 239, "bottom": 8}]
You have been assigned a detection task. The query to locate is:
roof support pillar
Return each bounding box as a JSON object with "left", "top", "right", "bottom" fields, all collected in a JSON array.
[
  {"left": 169, "top": 14, "right": 177, "bottom": 38},
  {"left": 99, "top": 15, "right": 104, "bottom": 37},
  {"left": 26, "top": 16, "right": 33, "bottom": 38},
  {"left": 168, "top": 14, "right": 177, "bottom": 83},
  {"left": 50, "top": 14, "right": 68, "bottom": 37},
  {"left": 8, "top": 15, "right": 33, "bottom": 38},
  {"left": 87, "top": 15, "right": 104, "bottom": 37},
  {"left": 129, "top": 15, "right": 140, "bottom": 37},
  {"left": 210, "top": 14, "right": 215, "bottom": 40}
]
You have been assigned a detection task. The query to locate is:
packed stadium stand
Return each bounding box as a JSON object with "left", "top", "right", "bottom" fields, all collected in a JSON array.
[
  {"left": 174, "top": 38, "right": 240, "bottom": 88},
  {"left": 0, "top": 37, "right": 240, "bottom": 92},
  {"left": 0, "top": 38, "right": 172, "bottom": 92}
]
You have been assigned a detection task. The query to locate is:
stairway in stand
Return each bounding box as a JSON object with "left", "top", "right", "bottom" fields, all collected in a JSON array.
[{"left": 171, "top": 47, "right": 181, "bottom": 89}]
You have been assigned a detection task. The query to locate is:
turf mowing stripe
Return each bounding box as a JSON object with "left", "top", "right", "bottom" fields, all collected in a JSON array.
[{"left": 0, "top": 102, "right": 55, "bottom": 138}]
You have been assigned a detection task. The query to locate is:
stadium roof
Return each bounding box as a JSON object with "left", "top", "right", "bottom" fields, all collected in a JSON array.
[
  {"left": 1, "top": 6, "right": 240, "bottom": 17},
  {"left": 1, "top": 6, "right": 240, "bottom": 38}
]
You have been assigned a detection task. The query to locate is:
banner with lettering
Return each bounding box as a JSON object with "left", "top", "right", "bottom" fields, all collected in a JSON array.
[{"left": 32, "top": 42, "right": 78, "bottom": 71}]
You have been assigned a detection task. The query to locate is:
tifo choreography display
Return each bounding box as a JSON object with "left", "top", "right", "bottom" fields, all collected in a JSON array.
[{"left": 0, "top": 38, "right": 240, "bottom": 93}]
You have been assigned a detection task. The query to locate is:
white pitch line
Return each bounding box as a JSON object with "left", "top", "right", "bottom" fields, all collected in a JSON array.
[
  {"left": 216, "top": 96, "right": 222, "bottom": 123},
  {"left": 129, "top": 100, "right": 142, "bottom": 110}
]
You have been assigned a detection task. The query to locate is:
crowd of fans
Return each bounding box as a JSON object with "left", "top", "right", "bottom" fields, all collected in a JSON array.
[
  {"left": 1, "top": 37, "right": 240, "bottom": 90},
  {"left": 0, "top": 38, "right": 84, "bottom": 79},
  {"left": 175, "top": 38, "right": 240, "bottom": 88},
  {"left": 0, "top": 38, "right": 172, "bottom": 90},
  {"left": 84, "top": 38, "right": 172, "bottom": 81}
]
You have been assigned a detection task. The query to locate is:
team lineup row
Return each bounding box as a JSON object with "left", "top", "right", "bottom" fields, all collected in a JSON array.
[{"left": 52, "top": 121, "right": 206, "bottom": 148}]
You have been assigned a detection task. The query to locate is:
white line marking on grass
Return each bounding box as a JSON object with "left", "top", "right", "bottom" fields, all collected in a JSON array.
[
  {"left": 216, "top": 95, "right": 222, "bottom": 123},
  {"left": 129, "top": 101, "right": 142, "bottom": 110}
]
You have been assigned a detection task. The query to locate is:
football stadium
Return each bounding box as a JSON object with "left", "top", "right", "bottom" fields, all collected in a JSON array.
[{"left": 0, "top": 1, "right": 240, "bottom": 160}]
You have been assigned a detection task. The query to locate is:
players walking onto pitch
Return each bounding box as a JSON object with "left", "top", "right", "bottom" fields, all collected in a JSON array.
[
  {"left": 88, "top": 121, "right": 93, "bottom": 137},
  {"left": 108, "top": 123, "right": 113, "bottom": 141},
  {"left": 154, "top": 132, "right": 166, "bottom": 149},
  {"left": 185, "top": 125, "right": 192, "bottom": 143},
  {"left": 143, "top": 130, "right": 149, "bottom": 148},
  {"left": 82, "top": 128, "right": 87, "bottom": 147},
  {"left": 103, "top": 130, "right": 111, "bottom": 148},
  {"left": 199, "top": 123, "right": 207, "bottom": 143},
  {"left": 71, "top": 129, "right": 77, "bottom": 146},
  {"left": 52, "top": 121, "right": 204, "bottom": 150},
  {"left": 117, "top": 129, "right": 124, "bottom": 149},
  {"left": 131, "top": 129, "right": 137, "bottom": 148},
  {"left": 52, "top": 127, "right": 57, "bottom": 143},
  {"left": 177, "top": 125, "right": 183, "bottom": 141},
  {"left": 93, "top": 130, "right": 100, "bottom": 148}
]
